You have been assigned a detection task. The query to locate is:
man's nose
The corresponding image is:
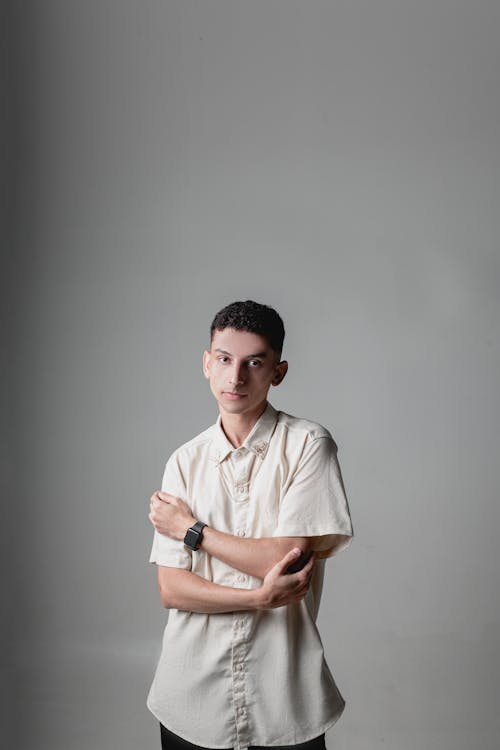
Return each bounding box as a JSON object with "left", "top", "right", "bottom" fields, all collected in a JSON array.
[{"left": 229, "top": 362, "right": 245, "bottom": 384}]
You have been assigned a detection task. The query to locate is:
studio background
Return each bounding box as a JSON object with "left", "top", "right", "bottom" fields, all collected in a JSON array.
[{"left": 5, "top": 2, "right": 500, "bottom": 749}]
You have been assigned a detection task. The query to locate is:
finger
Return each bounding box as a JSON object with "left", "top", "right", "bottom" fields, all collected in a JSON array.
[
  {"left": 158, "top": 492, "right": 176, "bottom": 504},
  {"left": 150, "top": 491, "right": 166, "bottom": 508},
  {"left": 275, "top": 547, "right": 302, "bottom": 575},
  {"left": 293, "top": 572, "right": 309, "bottom": 591},
  {"left": 151, "top": 500, "right": 164, "bottom": 516}
]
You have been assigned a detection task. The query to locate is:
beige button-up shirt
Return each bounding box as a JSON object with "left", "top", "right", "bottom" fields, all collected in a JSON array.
[{"left": 147, "top": 402, "right": 353, "bottom": 750}]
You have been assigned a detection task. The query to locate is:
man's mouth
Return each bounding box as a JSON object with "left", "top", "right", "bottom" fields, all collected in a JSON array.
[{"left": 223, "top": 392, "right": 247, "bottom": 399}]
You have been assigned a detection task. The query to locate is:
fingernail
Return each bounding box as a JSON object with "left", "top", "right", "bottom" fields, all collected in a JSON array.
[{"left": 293, "top": 548, "right": 301, "bottom": 556}]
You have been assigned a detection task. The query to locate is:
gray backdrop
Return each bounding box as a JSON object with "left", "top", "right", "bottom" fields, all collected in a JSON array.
[{"left": 5, "top": 2, "right": 500, "bottom": 749}]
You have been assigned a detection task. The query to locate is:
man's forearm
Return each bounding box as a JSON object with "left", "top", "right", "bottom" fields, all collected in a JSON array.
[
  {"left": 157, "top": 545, "right": 313, "bottom": 613},
  {"left": 199, "top": 527, "right": 310, "bottom": 580},
  {"left": 157, "top": 567, "right": 264, "bottom": 613}
]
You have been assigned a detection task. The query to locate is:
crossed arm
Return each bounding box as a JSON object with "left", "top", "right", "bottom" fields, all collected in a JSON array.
[{"left": 149, "top": 491, "right": 314, "bottom": 613}]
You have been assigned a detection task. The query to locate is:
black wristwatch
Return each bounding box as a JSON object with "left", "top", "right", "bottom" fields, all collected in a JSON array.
[{"left": 183, "top": 521, "right": 207, "bottom": 551}]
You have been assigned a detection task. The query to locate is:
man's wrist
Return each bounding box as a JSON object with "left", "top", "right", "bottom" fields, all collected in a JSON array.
[
  {"left": 196, "top": 524, "right": 211, "bottom": 549},
  {"left": 250, "top": 585, "right": 268, "bottom": 611}
]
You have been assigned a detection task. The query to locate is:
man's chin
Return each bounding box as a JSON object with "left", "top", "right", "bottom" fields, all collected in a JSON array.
[
  {"left": 219, "top": 399, "right": 249, "bottom": 412},
  {"left": 217, "top": 395, "right": 269, "bottom": 418}
]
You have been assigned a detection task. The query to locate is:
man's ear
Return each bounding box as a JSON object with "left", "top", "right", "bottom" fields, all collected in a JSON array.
[
  {"left": 271, "top": 360, "right": 288, "bottom": 386},
  {"left": 202, "top": 349, "right": 211, "bottom": 379}
]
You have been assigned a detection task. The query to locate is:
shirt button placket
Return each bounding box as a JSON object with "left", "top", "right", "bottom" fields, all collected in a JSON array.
[
  {"left": 232, "top": 614, "right": 250, "bottom": 750},
  {"left": 231, "top": 451, "right": 251, "bottom": 750}
]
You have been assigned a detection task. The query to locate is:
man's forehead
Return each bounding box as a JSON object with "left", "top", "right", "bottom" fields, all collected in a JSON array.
[{"left": 210, "top": 328, "right": 272, "bottom": 356}]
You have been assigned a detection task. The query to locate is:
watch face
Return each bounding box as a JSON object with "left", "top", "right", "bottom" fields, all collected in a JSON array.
[{"left": 184, "top": 527, "right": 199, "bottom": 550}]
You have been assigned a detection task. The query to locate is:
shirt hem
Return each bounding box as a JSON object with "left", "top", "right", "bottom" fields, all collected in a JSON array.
[
  {"left": 248, "top": 701, "right": 346, "bottom": 747},
  {"left": 147, "top": 697, "right": 346, "bottom": 749},
  {"left": 272, "top": 528, "right": 353, "bottom": 537},
  {"left": 149, "top": 558, "right": 191, "bottom": 567}
]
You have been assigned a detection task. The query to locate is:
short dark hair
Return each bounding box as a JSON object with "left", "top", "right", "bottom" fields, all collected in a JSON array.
[{"left": 210, "top": 300, "right": 285, "bottom": 355}]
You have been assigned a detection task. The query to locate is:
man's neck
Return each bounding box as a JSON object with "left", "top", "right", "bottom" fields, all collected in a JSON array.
[{"left": 219, "top": 400, "right": 268, "bottom": 448}]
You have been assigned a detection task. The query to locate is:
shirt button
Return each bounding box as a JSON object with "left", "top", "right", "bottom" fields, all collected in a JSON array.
[
  {"left": 237, "top": 530, "right": 246, "bottom": 537},
  {"left": 237, "top": 574, "right": 246, "bottom": 583}
]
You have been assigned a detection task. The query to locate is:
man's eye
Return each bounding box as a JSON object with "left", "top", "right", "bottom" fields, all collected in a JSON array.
[
  {"left": 218, "top": 356, "right": 229, "bottom": 363},
  {"left": 249, "top": 360, "right": 261, "bottom": 367}
]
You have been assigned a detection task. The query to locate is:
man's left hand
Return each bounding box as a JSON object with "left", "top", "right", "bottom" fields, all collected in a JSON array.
[{"left": 149, "top": 491, "right": 197, "bottom": 541}]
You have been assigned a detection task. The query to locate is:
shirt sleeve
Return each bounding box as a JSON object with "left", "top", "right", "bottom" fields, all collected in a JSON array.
[
  {"left": 148, "top": 452, "right": 193, "bottom": 570},
  {"left": 272, "top": 435, "right": 353, "bottom": 558}
]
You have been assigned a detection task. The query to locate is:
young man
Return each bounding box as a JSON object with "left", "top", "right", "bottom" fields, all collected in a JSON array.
[{"left": 147, "top": 300, "right": 353, "bottom": 750}]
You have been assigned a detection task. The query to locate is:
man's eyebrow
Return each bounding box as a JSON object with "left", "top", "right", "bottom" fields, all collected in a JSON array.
[{"left": 215, "top": 348, "right": 268, "bottom": 358}]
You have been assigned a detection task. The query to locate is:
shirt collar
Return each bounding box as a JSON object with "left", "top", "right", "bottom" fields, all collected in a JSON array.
[{"left": 211, "top": 401, "right": 278, "bottom": 464}]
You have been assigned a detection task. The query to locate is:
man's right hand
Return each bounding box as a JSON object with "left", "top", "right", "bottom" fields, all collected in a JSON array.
[{"left": 257, "top": 547, "right": 314, "bottom": 609}]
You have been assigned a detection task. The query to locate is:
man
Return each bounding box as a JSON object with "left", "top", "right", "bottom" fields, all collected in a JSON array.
[{"left": 147, "top": 300, "right": 353, "bottom": 750}]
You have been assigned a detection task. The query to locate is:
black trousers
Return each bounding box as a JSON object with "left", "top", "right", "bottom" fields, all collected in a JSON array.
[{"left": 160, "top": 723, "right": 326, "bottom": 750}]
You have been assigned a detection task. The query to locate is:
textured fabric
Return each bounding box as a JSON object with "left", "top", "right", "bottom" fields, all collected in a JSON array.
[{"left": 148, "top": 402, "right": 353, "bottom": 750}]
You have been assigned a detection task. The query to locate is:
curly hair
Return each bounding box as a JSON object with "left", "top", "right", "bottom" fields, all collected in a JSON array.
[{"left": 210, "top": 300, "right": 285, "bottom": 355}]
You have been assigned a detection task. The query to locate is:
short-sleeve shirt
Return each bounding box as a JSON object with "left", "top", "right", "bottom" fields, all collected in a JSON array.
[{"left": 147, "top": 402, "right": 353, "bottom": 750}]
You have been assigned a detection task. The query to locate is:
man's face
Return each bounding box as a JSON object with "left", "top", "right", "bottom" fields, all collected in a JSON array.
[{"left": 203, "top": 328, "right": 288, "bottom": 418}]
